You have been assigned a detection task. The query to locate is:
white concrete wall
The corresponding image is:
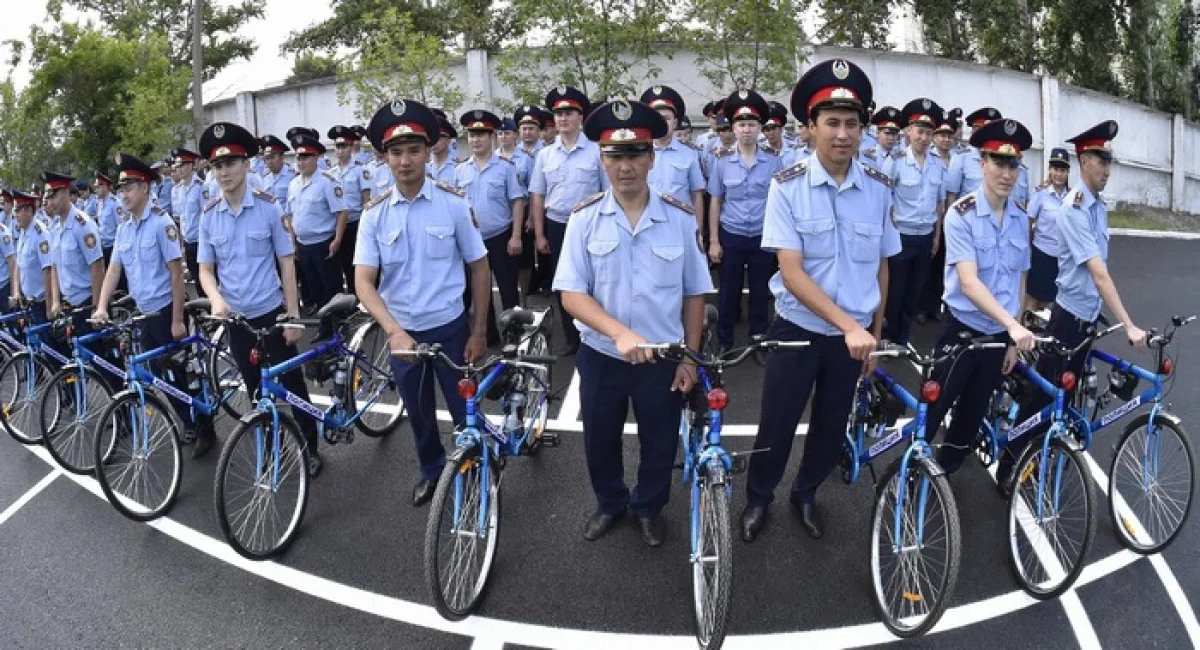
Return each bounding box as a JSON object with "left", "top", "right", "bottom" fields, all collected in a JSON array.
[{"left": 205, "top": 44, "right": 1200, "bottom": 214}]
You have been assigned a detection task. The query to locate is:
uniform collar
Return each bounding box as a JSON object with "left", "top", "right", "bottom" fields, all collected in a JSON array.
[
  {"left": 389, "top": 178, "right": 433, "bottom": 206},
  {"left": 553, "top": 134, "right": 590, "bottom": 154},
  {"left": 598, "top": 190, "right": 667, "bottom": 235},
  {"left": 972, "top": 190, "right": 1022, "bottom": 229},
  {"left": 809, "top": 156, "right": 862, "bottom": 191},
  {"left": 220, "top": 187, "right": 257, "bottom": 216}
]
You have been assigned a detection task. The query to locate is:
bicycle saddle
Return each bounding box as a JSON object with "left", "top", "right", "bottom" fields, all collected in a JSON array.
[
  {"left": 497, "top": 308, "right": 534, "bottom": 334},
  {"left": 184, "top": 298, "right": 211, "bottom": 314},
  {"left": 317, "top": 293, "right": 360, "bottom": 320},
  {"left": 703, "top": 304, "right": 717, "bottom": 330}
]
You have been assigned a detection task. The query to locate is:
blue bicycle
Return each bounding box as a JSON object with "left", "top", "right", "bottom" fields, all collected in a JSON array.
[
  {"left": 639, "top": 337, "right": 804, "bottom": 650},
  {"left": 211, "top": 294, "right": 403, "bottom": 560},
  {"left": 0, "top": 303, "right": 75, "bottom": 445},
  {"left": 410, "top": 307, "right": 556, "bottom": 621}
]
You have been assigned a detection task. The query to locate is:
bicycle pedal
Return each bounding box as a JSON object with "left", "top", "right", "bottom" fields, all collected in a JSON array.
[{"left": 538, "top": 432, "right": 560, "bottom": 447}]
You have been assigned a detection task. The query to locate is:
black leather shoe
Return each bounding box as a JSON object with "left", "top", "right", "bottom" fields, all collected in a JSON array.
[
  {"left": 307, "top": 451, "right": 323, "bottom": 478},
  {"left": 558, "top": 342, "right": 579, "bottom": 357},
  {"left": 741, "top": 504, "right": 768, "bottom": 542},
  {"left": 191, "top": 433, "right": 215, "bottom": 460},
  {"left": 412, "top": 479, "right": 436, "bottom": 507},
  {"left": 791, "top": 497, "right": 824, "bottom": 539},
  {"left": 638, "top": 515, "right": 666, "bottom": 547},
  {"left": 582, "top": 509, "right": 625, "bottom": 541}
]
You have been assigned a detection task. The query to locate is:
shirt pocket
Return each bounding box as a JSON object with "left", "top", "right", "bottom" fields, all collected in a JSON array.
[
  {"left": 376, "top": 228, "right": 405, "bottom": 266},
  {"left": 669, "top": 162, "right": 691, "bottom": 190},
  {"left": 1004, "top": 233, "right": 1029, "bottom": 272},
  {"left": 116, "top": 241, "right": 135, "bottom": 271},
  {"left": 650, "top": 244, "right": 684, "bottom": 289},
  {"left": 586, "top": 239, "right": 619, "bottom": 280},
  {"left": 796, "top": 218, "right": 836, "bottom": 259},
  {"left": 974, "top": 237, "right": 998, "bottom": 270},
  {"left": 246, "top": 229, "right": 272, "bottom": 256},
  {"left": 849, "top": 221, "right": 883, "bottom": 263},
  {"left": 486, "top": 178, "right": 507, "bottom": 201},
  {"left": 61, "top": 235, "right": 79, "bottom": 252},
  {"left": 543, "top": 164, "right": 565, "bottom": 188},
  {"left": 424, "top": 225, "right": 456, "bottom": 259},
  {"left": 896, "top": 178, "right": 922, "bottom": 203}
]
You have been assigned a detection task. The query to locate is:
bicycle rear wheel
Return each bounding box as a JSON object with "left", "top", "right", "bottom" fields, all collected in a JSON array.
[
  {"left": 870, "top": 456, "right": 962, "bottom": 638},
  {"left": 94, "top": 391, "right": 183, "bottom": 522},
  {"left": 425, "top": 452, "right": 501, "bottom": 620},
  {"left": 214, "top": 410, "right": 311, "bottom": 560},
  {"left": 0, "top": 351, "right": 53, "bottom": 445},
  {"left": 1007, "top": 434, "right": 1096, "bottom": 599},
  {"left": 1108, "top": 413, "right": 1194, "bottom": 554},
  {"left": 520, "top": 324, "right": 553, "bottom": 455},
  {"left": 691, "top": 475, "right": 733, "bottom": 650},
  {"left": 348, "top": 320, "right": 404, "bottom": 438},
  {"left": 41, "top": 365, "right": 114, "bottom": 474},
  {"left": 208, "top": 324, "right": 251, "bottom": 421}
]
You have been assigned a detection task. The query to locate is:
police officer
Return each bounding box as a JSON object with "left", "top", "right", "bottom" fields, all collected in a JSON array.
[
  {"left": 9, "top": 190, "right": 53, "bottom": 323},
  {"left": 1, "top": 188, "right": 14, "bottom": 232},
  {"left": 93, "top": 154, "right": 216, "bottom": 456},
  {"left": 881, "top": 98, "right": 948, "bottom": 346},
  {"left": 642, "top": 84, "right": 705, "bottom": 225},
  {"left": 426, "top": 117, "right": 460, "bottom": 184},
  {"left": 496, "top": 117, "right": 533, "bottom": 188},
  {"left": 924, "top": 118, "right": 1036, "bottom": 474},
  {"left": 1003, "top": 121, "right": 1148, "bottom": 488},
  {"left": 944, "top": 107, "right": 1001, "bottom": 206},
  {"left": 707, "top": 88, "right": 783, "bottom": 352},
  {"left": 328, "top": 125, "right": 371, "bottom": 294},
  {"left": 41, "top": 172, "right": 105, "bottom": 332},
  {"left": 742, "top": 59, "right": 902, "bottom": 542},
  {"left": 171, "top": 147, "right": 206, "bottom": 298},
  {"left": 258, "top": 136, "right": 296, "bottom": 205},
  {"left": 1024, "top": 147, "right": 1071, "bottom": 312},
  {"left": 197, "top": 121, "right": 324, "bottom": 475},
  {"left": 0, "top": 194, "right": 19, "bottom": 307},
  {"left": 760, "top": 101, "right": 791, "bottom": 154},
  {"left": 861, "top": 106, "right": 900, "bottom": 168},
  {"left": 455, "top": 109, "right": 526, "bottom": 319},
  {"left": 153, "top": 161, "right": 174, "bottom": 214},
  {"left": 539, "top": 106, "right": 559, "bottom": 145},
  {"left": 91, "top": 173, "right": 120, "bottom": 263},
  {"left": 919, "top": 108, "right": 961, "bottom": 326},
  {"left": 530, "top": 85, "right": 609, "bottom": 355},
  {"left": 514, "top": 105, "right": 545, "bottom": 160},
  {"left": 677, "top": 114, "right": 695, "bottom": 145},
  {"left": 932, "top": 109, "right": 958, "bottom": 169},
  {"left": 352, "top": 126, "right": 374, "bottom": 167},
  {"left": 354, "top": 98, "right": 491, "bottom": 506},
  {"left": 554, "top": 99, "right": 712, "bottom": 546},
  {"left": 286, "top": 132, "right": 348, "bottom": 327},
  {"left": 694, "top": 101, "right": 719, "bottom": 153}
]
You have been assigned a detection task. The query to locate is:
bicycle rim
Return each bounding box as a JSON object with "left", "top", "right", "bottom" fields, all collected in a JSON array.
[
  {"left": 1109, "top": 415, "right": 1195, "bottom": 554},
  {"left": 0, "top": 353, "right": 44, "bottom": 444},
  {"left": 351, "top": 322, "right": 404, "bottom": 437},
  {"left": 43, "top": 367, "right": 112, "bottom": 474},
  {"left": 425, "top": 456, "right": 501, "bottom": 620},
  {"left": 691, "top": 479, "right": 732, "bottom": 649},
  {"left": 95, "top": 392, "right": 183, "bottom": 521}
]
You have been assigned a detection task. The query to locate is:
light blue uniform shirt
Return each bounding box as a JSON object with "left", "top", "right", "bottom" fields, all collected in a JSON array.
[
  {"left": 707, "top": 146, "right": 783, "bottom": 237},
  {"left": 781, "top": 145, "right": 811, "bottom": 169},
  {"left": 883, "top": 147, "right": 948, "bottom": 235},
  {"left": 426, "top": 156, "right": 458, "bottom": 186},
  {"left": 83, "top": 196, "right": 97, "bottom": 218},
  {"left": 251, "top": 156, "right": 267, "bottom": 178},
  {"left": 0, "top": 223, "right": 14, "bottom": 288},
  {"left": 92, "top": 194, "right": 120, "bottom": 248},
  {"left": 155, "top": 178, "right": 174, "bottom": 215},
  {"left": 285, "top": 170, "right": 347, "bottom": 246},
  {"left": 16, "top": 221, "right": 52, "bottom": 301},
  {"left": 353, "top": 180, "right": 487, "bottom": 332},
  {"left": 529, "top": 136, "right": 609, "bottom": 224},
  {"left": 499, "top": 148, "right": 534, "bottom": 189},
  {"left": 1029, "top": 184, "right": 1069, "bottom": 255},
  {"left": 367, "top": 160, "right": 394, "bottom": 197},
  {"left": 354, "top": 149, "right": 374, "bottom": 167},
  {"left": 552, "top": 191, "right": 712, "bottom": 360},
  {"left": 49, "top": 207, "right": 104, "bottom": 305},
  {"left": 1054, "top": 185, "right": 1109, "bottom": 322},
  {"left": 648, "top": 138, "right": 705, "bottom": 206},
  {"left": 331, "top": 160, "right": 367, "bottom": 222},
  {"left": 171, "top": 175, "right": 205, "bottom": 244},
  {"left": 761, "top": 157, "right": 902, "bottom": 335},
  {"left": 197, "top": 189, "right": 294, "bottom": 319},
  {"left": 454, "top": 153, "right": 526, "bottom": 240},
  {"left": 114, "top": 204, "right": 182, "bottom": 314},
  {"left": 1014, "top": 164, "right": 1031, "bottom": 206},
  {"left": 261, "top": 166, "right": 297, "bottom": 207},
  {"left": 942, "top": 192, "right": 1031, "bottom": 335},
  {"left": 945, "top": 148, "right": 984, "bottom": 196}
]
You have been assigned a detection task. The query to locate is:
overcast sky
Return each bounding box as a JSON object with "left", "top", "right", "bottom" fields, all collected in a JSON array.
[{"left": 0, "top": 0, "right": 335, "bottom": 101}]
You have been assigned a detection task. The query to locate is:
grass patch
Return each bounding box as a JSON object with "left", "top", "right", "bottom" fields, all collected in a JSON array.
[{"left": 1109, "top": 210, "right": 1200, "bottom": 233}]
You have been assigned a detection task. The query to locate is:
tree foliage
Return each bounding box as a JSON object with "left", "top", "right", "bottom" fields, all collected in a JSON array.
[
  {"left": 287, "top": 52, "right": 339, "bottom": 85},
  {"left": 686, "top": 0, "right": 806, "bottom": 95},
  {"left": 816, "top": 0, "right": 893, "bottom": 50},
  {"left": 282, "top": 0, "right": 516, "bottom": 54}
]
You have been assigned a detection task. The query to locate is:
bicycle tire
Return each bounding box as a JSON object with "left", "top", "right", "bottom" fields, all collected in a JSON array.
[
  {"left": 692, "top": 476, "right": 733, "bottom": 650},
  {"left": 870, "top": 456, "right": 962, "bottom": 638},
  {"left": 348, "top": 320, "right": 405, "bottom": 438},
  {"left": 94, "top": 390, "right": 184, "bottom": 522},
  {"left": 1108, "top": 413, "right": 1195, "bottom": 554},
  {"left": 207, "top": 324, "right": 250, "bottom": 421},
  {"left": 0, "top": 351, "right": 54, "bottom": 445},
  {"left": 1007, "top": 434, "right": 1096, "bottom": 599},
  {"left": 214, "top": 409, "right": 311, "bottom": 560},
  {"left": 520, "top": 324, "right": 553, "bottom": 456},
  {"left": 40, "top": 365, "right": 114, "bottom": 474},
  {"left": 424, "top": 451, "right": 501, "bottom": 620}
]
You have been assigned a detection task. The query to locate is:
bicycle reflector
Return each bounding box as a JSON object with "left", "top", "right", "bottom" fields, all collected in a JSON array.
[
  {"left": 65, "top": 325, "right": 73, "bottom": 339},
  {"left": 118, "top": 338, "right": 128, "bottom": 355},
  {"left": 457, "top": 378, "right": 477, "bottom": 399},
  {"left": 249, "top": 348, "right": 261, "bottom": 367},
  {"left": 1060, "top": 371, "right": 1077, "bottom": 391},
  {"left": 1160, "top": 358, "right": 1174, "bottom": 376},
  {"left": 706, "top": 387, "right": 729, "bottom": 411},
  {"left": 920, "top": 380, "right": 941, "bottom": 403}
]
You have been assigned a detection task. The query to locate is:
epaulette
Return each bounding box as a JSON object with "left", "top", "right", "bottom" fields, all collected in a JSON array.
[
  {"left": 253, "top": 189, "right": 277, "bottom": 204},
  {"left": 321, "top": 169, "right": 338, "bottom": 181},
  {"left": 571, "top": 191, "right": 605, "bottom": 214},
  {"left": 1071, "top": 190, "right": 1084, "bottom": 209},
  {"left": 714, "top": 145, "right": 734, "bottom": 158},
  {"left": 433, "top": 180, "right": 466, "bottom": 198},
  {"left": 660, "top": 193, "right": 694, "bottom": 215},
  {"left": 1015, "top": 200, "right": 1027, "bottom": 213},
  {"left": 684, "top": 141, "right": 701, "bottom": 152},
  {"left": 363, "top": 188, "right": 392, "bottom": 211},
  {"left": 861, "top": 147, "right": 876, "bottom": 160},
  {"left": 203, "top": 196, "right": 222, "bottom": 212},
  {"left": 74, "top": 212, "right": 86, "bottom": 225},
  {"left": 862, "top": 164, "right": 893, "bottom": 188},
  {"left": 150, "top": 205, "right": 165, "bottom": 216},
  {"left": 499, "top": 156, "right": 515, "bottom": 165},
  {"left": 761, "top": 144, "right": 779, "bottom": 157},
  {"left": 774, "top": 160, "right": 808, "bottom": 183},
  {"left": 33, "top": 222, "right": 43, "bottom": 234},
  {"left": 953, "top": 194, "right": 977, "bottom": 215}
]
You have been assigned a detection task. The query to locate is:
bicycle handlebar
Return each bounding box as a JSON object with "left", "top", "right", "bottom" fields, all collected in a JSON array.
[
  {"left": 1146, "top": 315, "right": 1195, "bottom": 348},
  {"left": 391, "top": 343, "right": 556, "bottom": 376},
  {"left": 637, "top": 339, "right": 810, "bottom": 368}
]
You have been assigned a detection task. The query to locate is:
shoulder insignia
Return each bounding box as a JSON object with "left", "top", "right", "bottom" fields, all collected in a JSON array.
[
  {"left": 84, "top": 233, "right": 97, "bottom": 249},
  {"left": 500, "top": 156, "right": 515, "bottom": 165},
  {"left": 715, "top": 145, "right": 734, "bottom": 158},
  {"left": 684, "top": 141, "right": 701, "bottom": 152},
  {"left": 203, "top": 196, "right": 222, "bottom": 212},
  {"left": 33, "top": 222, "right": 43, "bottom": 234},
  {"left": 861, "top": 147, "right": 876, "bottom": 160},
  {"left": 165, "top": 224, "right": 178, "bottom": 242},
  {"left": 433, "top": 180, "right": 466, "bottom": 198},
  {"left": 862, "top": 164, "right": 893, "bottom": 188},
  {"left": 1015, "top": 200, "right": 1027, "bottom": 213},
  {"left": 571, "top": 191, "right": 605, "bottom": 214},
  {"left": 151, "top": 205, "right": 164, "bottom": 216},
  {"left": 1072, "top": 190, "right": 1084, "bottom": 209},
  {"left": 74, "top": 212, "right": 86, "bottom": 225},
  {"left": 774, "top": 160, "right": 808, "bottom": 183},
  {"left": 321, "top": 169, "right": 338, "bottom": 181},
  {"left": 953, "top": 194, "right": 977, "bottom": 215},
  {"left": 660, "top": 193, "right": 694, "bottom": 215},
  {"left": 761, "top": 144, "right": 779, "bottom": 157},
  {"left": 363, "top": 188, "right": 393, "bottom": 211},
  {"left": 252, "top": 189, "right": 277, "bottom": 204}
]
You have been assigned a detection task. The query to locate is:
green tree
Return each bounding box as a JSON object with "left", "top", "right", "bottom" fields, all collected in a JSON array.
[
  {"left": 282, "top": 0, "right": 517, "bottom": 54},
  {"left": 911, "top": 0, "right": 974, "bottom": 60},
  {"left": 970, "top": 0, "right": 1040, "bottom": 72},
  {"left": 0, "top": 78, "right": 66, "bottom": 188},
  {"left": 335, "top": 8, "right": 464, "bottom": 121},
  {"left": 287, "top": 52, "right": 339, "bottom": 85},
  {"left": 686, "top": 0, "right": 807, "bottom": 95},
  {"left": 817, "top": 0, "right": 892, "bottom": 49},
  {"left": 1029, "top": 0, "right": 1123, "bottom": 95}
]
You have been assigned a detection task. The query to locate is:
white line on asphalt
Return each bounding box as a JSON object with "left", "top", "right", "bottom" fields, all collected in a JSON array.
[
  {"left": 0, "top": 469, "right": 60, "bottom": 527},
  {"left": 468, "top": 638, "right": 506, "bottom": 650},
  {"left": 556, "top": 369, "right": 582, "bottom": 423},
  {"left": 1109, "top": 228, "right": 1200, "bottom": 241}
]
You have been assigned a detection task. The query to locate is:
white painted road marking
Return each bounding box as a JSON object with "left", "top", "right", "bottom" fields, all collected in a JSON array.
[{"left": 0, "top": 470, "right": 60, "bottom": 527}]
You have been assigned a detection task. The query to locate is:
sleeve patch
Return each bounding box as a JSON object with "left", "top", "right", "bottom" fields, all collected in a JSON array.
[
  {"left": 165, "top": 224, "right": 178, "bottom": 241},
  {"left": 39, "top": 240, "right": 49, "bottom": 254},
  {"left": 334, "top": 185, "right": 344, "bottom": 199},
  {"left": 1072, "top": 191, "right": 1084, "bottom": 209},
  {"left": 84, "top": 233, "right": 97, "bottom": 249}
]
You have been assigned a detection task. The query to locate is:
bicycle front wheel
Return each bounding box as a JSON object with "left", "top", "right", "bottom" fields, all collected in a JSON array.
[
  {"left": 1007, "top": 434, "right": 1096, "bottom": 599},
  {"left": 214, "top": 410, "right": 311, "bottom": 560},
  {"left": 94, "top": 391, "right": 183, "bottom": 521},
  {"left": 41, "top": 365, "right": 114, "bottom": 474},
  {"left": 1109, "top": 413, "right": 1195, "bottom": 554},
  {"left": 870, "top": 456, "right": 962, "bottom": 638},
  {"left": 692, "top": 477, "right": 733, "bottom": 650},
  {"left": 424, "top": 452, "right": 501, "bottom": 620},
  {"left": 0, "top": 352, "right": 52, "bottom": 445}
]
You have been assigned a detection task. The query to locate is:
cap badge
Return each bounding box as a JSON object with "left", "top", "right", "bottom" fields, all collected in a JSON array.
[
  {"left": 556, "top": 86, "right": 567, "bottom": 95},
  {"left": 1003, "top": 120, "right": 1017, "bottom": 136},
  {"left": 474, "top": 110, "right": 483, "bottom": 119},
  {"left": 652, "top": 85, "right": 662, "bottom": 94},
  {"left": 831, "top": 59, "right": 850, "bottom": 80},
  {"left": 612, "top": 100, "right": 633, "bottom": 121},
  {"left": 391, "top": 100, "right": 406, "bottom": 117},
  {"left": 213, "top": 125, "right": 225, "bottom": 139},
  {"left": 1108, "top": 122, "right": 1117, "bottom": 136},
  {"left": 922, "top": 99, "right": 931, "bottom": 110},
  {"left": 737, "top": 89, "right": 748, "bottom": 99},
  {"left": 113, "top": 153, "right": 122, "bottom": 164}
]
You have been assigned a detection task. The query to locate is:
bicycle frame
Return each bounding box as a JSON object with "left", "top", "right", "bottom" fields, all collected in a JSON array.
[{"left": 125, "top": 330, "right": 227, "bottom": 419}]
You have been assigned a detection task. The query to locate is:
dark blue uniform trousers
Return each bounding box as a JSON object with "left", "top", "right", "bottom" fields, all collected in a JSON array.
[
  {"left": 576, "top": 343, "right": 681, "bottom": 518},
  {"left": 296, "top": 238, "right": 343, "bottom": 312},
  {"left": 717, "top": 227, "right": 775, "bottom": 350},
  {"left": 745, "top": 318, "right": 860, "bottom": 506},
  {"left": 139, "top": 306, "right": 213, "bottom": 437},
  {"left": 883, "top": 231, "right": 935, "bottom": 345},
  {"left": 388, "top": 313, "right": 470, "bottom": 482},
  {"left": 546, "top": 219, "right": 579, "bottom": 347},
  {"left": 924, "top": 316, "right": 1009, "bottom": 474}
]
